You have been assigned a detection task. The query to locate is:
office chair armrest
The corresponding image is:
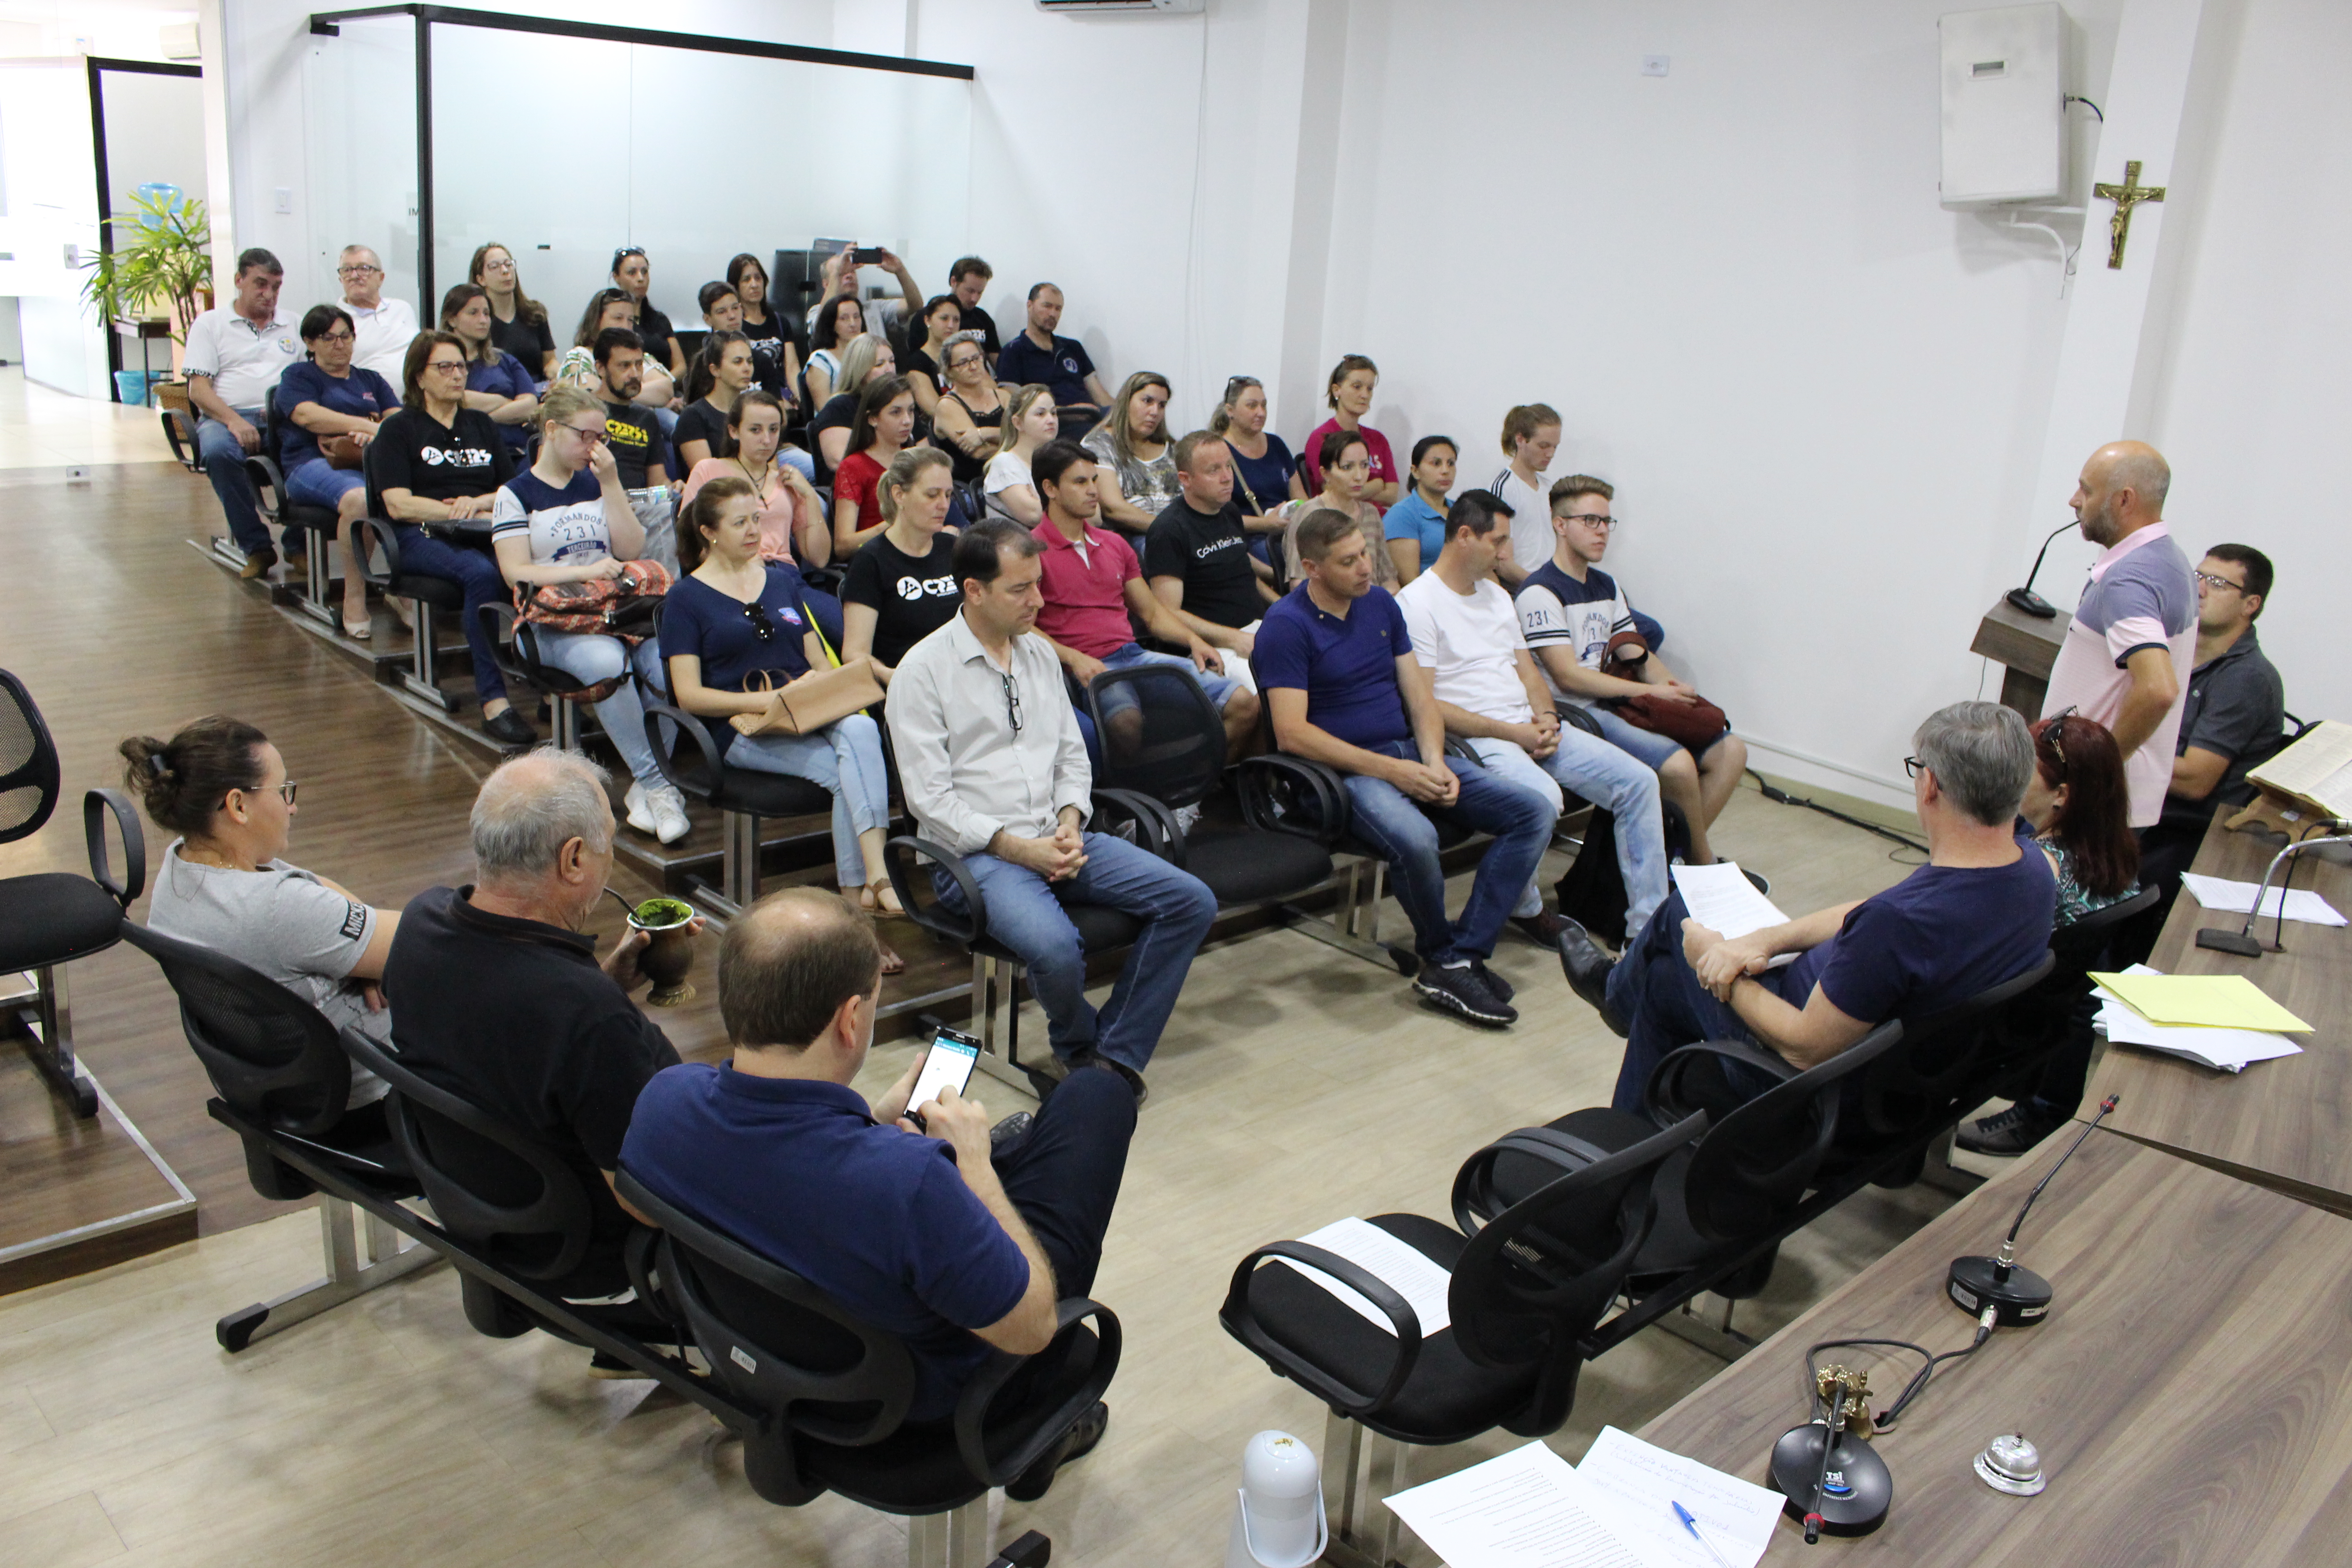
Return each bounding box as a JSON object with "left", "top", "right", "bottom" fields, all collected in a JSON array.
[
  {"left": 1090, "top": 788, "right": 1180, "bottom": 865},
  {"left": 799, "top": 565, "right": 845, "bottom": 597},
  {"left": 952, "top": 1297, "right": 1124, "bottom": 1489},
  {"left": 1450, "top": 1125, "right": 1622, "bottom": 1231},
  {"left": 358, "top": 515, "right": 404, "bottom": 588},
  {"left": 1557, "top": 703, "right": 1605, "bottom": 739},
  {"left": 1220, "top": 1240, "right": 1421, "bottom": 1420},
  {"left": 1646, "top": 1036, "right": 1798, "bottom": 1122},
  {"left": 83, "top": 788, "right": 146, "bottom": 908},
  {"left": 637, "top": 696, "right": 721, "bottom": 804},
  {"left": 884, "top": 834, "right": 983, "bottom": 947},
  {"left": 1236, "top": 754, "right": 1351, "bottom": 844},
  {"left": 245, "top": 452, "right": 287, "bottom": 520}
]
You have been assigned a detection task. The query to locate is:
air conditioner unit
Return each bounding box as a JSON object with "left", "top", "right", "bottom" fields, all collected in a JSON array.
[
  {"left": 1940, "top": 4, "right": 2066, "bottom": 206},
  {"left": 1036, "top": 0, "right": 1204, "bottom": 14}
]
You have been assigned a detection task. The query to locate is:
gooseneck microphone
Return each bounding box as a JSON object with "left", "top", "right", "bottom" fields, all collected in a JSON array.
[
  {"left": 2004, "top": 520, "right": 2077, "bottom": 619},
  {"left": 1947, "top": 1095, "right": 2118, "bottom": 1327},
  {"left": 1769, "top": 1367, "right": 1892, "bottom": 1539},
  {"left": 2195, "top": 832, "right": 2352, "bottom": 958}
]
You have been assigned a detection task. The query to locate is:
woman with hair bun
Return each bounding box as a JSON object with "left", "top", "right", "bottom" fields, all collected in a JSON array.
[{"left": 122, "top": 718, "right": 398, "bottom": 1094}]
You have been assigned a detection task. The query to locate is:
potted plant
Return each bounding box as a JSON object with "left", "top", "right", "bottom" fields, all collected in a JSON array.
[{"left": 78, "top": 186, "right": 214, "bottom": 409}]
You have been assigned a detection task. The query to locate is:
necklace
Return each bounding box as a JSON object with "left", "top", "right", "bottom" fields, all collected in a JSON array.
[{"left": 735, "top": 456, "right": 776, "bottom": 500}]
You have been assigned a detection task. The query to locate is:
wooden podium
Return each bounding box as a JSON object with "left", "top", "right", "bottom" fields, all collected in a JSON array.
[{"left": 1972, "top": 597, "right": 2070, "bottom": 718}]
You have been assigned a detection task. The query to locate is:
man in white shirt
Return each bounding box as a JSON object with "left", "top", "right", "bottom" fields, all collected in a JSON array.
[
  {"left": 335, "top": 245, "right": 419, "bottom": 380},
  {"left": 887, "top": 518, "right": 1214, "bottom": 1098},
  {"left": 1396, "top": 490, "right": 1667, "bottom": 947},
  {"left": 181, "top": 247, "right": 300, "bottom": 577}
]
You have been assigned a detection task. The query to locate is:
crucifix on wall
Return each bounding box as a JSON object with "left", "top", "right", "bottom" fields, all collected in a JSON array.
[{"left": 2093, "top": 160, "right": 2167, "bottom": 270}]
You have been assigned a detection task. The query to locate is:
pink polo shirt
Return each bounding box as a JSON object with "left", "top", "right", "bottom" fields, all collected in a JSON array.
[
  {"left": 2040, "top": 521, "right": 2197, "bottom": 827},
  {"left": 1032, "top": 518, "right": 1142, "bottom": 659}
]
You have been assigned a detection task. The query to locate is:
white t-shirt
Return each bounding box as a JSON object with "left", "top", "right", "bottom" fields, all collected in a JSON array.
[
  {"left": 342, "top": 296, "right": 420, "bottom": 381},
  {"left": 984, "top": 450, "right": 1032, "bottom": 496},
  {"left": 1396, "top": 571, "right": 1534, "bottom": 725},
  {"left": 493, "top": 469, "right": 611, "bottom": 566},
  {"left": 1488, "top": 466, "right": 1553, "bottom": 580},
  {"left": 181, "top": 308, "right": 300, "bottom": 411}
]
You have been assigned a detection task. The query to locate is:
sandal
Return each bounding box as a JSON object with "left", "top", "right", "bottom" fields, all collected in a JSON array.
[
  {"left": 342, "top": 615, "right": 373, "bottom": 640},
  {"left": 879, "top": 939, "right": 905, "bottom": 977},
  {"left": 861, "top": 884, "right": 906, "bottom": 918}
]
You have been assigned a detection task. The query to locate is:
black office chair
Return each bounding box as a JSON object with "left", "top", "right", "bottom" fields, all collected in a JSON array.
[
  {"left": 242, "top": 402, "right": 346, "bottom": 630},
  {"left": 638, "top": 695, "right": 836, "bottom": 919},
  {"left": 0, "top": 671, "right": 145, "bottom": 1117},
  {"left": 1220, "top": 1112, "right": 1705, "bottom": 1563},
  {"left": 161, "top": 402, "right": 203, "bottom": 472},
  {"left": 118, "top": 920, "right": 435, "bottom": 1350},
  {"left": 475, "top": 602, "right": 594, "bottom": 751},
  {"left": 354, "top": 441, "right": 470, "bottom": 715},
  {"left": 615, "top": 1170, "right": 1119, "bottom": 1566}
]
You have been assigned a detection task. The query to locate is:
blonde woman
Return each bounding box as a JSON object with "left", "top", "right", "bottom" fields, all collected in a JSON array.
[
  {"left": 841, "top": 446, "right": 959, "bottom": 683},
  {"left": 982, "top": 384, "right": 1059, "bottom": 525}
]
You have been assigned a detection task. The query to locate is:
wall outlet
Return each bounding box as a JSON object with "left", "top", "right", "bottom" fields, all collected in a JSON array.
[
  {"left": 1641, "top": 54, "right": 1671, "bottom": 77},
  {"left": 274, "top": 187, "right": 293, "bottom": 214},
  {"left": 68, "top": 466, "right": 91, "bottom": 482}
]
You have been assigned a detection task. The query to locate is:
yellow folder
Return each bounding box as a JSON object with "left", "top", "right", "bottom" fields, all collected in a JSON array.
[{"left": 2088, "top": 971, "right": 2314, "bottom": 1034}]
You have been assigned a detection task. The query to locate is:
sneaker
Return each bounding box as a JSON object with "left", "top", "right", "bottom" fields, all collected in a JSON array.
[
  {"left": 647, "top": 785, "right": 691, "bottom": 846},
  {"left": 1469, "top": 960, "right": 1515, "bottom": 1004},
  {"left": 1413, "top": 962, "right": 1517, "bottom": 1028},
  {"left": 989, "top": 1111, "right": 1036, "bottom": 1159},
  {"left": 1742, "top": 867, "right": 1772, "bottom": 897},
  {"left": 237, "top": 545, "right": 277, "bottom": 581},
  {"left": 1955, "top": 1102, "right": 2060, "bottom": 1157},
  {"left": 1172, "top": 802, "right": 1202, "bottom": 838},
  {"left": 1556, "top": 919, "right": 1627, "bottom": 1037},
  {"left": 1006, "top": 1401, "right": 1109, "bottom": 1503},
  {"left": 622, "top": 782, "right": 658, "bottom": 838}
]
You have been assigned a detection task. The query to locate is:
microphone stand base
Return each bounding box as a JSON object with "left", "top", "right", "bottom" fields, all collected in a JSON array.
[
  {"left": 2004, "top": 587, "right": 2058, "bottom": 618},
  {"left": 1947, "top": 1256, "right": 2052, "bottom": 1327},
  {"left": 1769, "top": 1425, "right": 1892, "bottom": 1535},
  {"left": 2195, "top": 927, "right": 2266, "bottom": 957}
]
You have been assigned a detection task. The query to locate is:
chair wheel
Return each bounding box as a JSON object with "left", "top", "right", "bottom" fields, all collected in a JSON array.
[{"left": 217, "top": 1303, "right": 269, "bottom": 1352}]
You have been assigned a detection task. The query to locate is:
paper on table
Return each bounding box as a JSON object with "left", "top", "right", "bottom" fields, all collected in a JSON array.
[
  {"left": 1575, "top": 1427, "right": 1783, "bottom": 1568},
  {"left": 2089, "top": 970, "right": 2313, "bottom": 1033},
  {"left": 2092, "top": 967, "right": 2302, "bottom": 1072},
  {"left": 1291, "top": 1217, "right": 1453, "bottom": 1338},
  {"left": 1383, "top": 1441, "right": 1653, "bottom": 1568},
  {"left": 2180, "top": 873, "right": 2347, "bottom": 927},
  {"left": 1671, "top": 863, "right": 1798, "bottom": 969}
]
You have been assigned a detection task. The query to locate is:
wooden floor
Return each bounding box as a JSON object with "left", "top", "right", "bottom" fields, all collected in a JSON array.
[{"left": 0, "top": 432, "right": 1981, "bottom": 1565}]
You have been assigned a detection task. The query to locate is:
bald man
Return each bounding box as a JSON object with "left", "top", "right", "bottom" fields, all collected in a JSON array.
[{"left": 2039, "top": 442, "right": 2195, "bottom": 828}]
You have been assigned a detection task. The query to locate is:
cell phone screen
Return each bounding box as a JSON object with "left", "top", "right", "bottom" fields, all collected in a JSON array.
[{"left": 905, "top": 1030, "right": 980, "bottom": 1125}]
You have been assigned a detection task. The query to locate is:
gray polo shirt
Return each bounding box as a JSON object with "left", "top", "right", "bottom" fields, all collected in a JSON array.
[{"left": 2176, "top": 627, "right": 2287, "bottom": 806}]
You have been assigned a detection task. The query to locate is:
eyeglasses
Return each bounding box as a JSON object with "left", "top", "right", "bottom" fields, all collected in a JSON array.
[
  {"left": 744, "top": 602, "right": 777, "bottom": 643},
  {"left": 560, "top": 422, "right": 608, "bottom": 443},
  {"left": 482, "top": 257, "right": 516, "bottom": 273},
  {"left": 1561, "top": 512, "right": 1618, "bottom": 530},
  {"left": 2193, "top": 570, "right": 2246, "bottom": 593},
  {"left": 313, "top": 331, "right": 355, "bottom": 346},
  {"left": 227, "top": 780, "right": 298, "bottom": 808},
  {"left": 427, "top": 359, "right": 469, "bottom": 375},
  {"left": 947, "top": 353, "right": 984, "bottom": 371},
  {"left": 999, "top": 669, "right": 1023, "bottom": 735},
  {"left": 337, "top": 264, "right": 382, "bottom": 278},
  {"left": 1903, "top": 756, "right": 1928, "bottom": 779},
  {"left": 612, "top": 247, "right": 647, "bottom": 267}
]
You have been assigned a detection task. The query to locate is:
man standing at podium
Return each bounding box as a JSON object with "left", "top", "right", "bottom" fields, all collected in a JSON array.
[{"left": 2039, "top": 442, "right": 2195, "bottom": 829}]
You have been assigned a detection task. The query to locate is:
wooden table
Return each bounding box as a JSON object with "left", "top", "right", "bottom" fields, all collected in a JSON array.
[
  {"left": 1970, "top": 598, "right": 2069, "bottom": 719},
  {"left": 2089, "top": 808, "right": 2352, "bottom": 1215},
  {"left": 1641, "top": 1131, "right": 2352, "bottom": 1564}
]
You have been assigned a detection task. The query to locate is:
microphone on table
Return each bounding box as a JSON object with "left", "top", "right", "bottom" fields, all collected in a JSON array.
[
  {"left": 2004, "top": 520, "right": 2078, "bottom": 619},
  {"left": 2195, "top": 832, "right": 2352, "bottom": 957},
  {"left": 1946, "top": 1095, "right": 2117, "bottom": 1328},
  {"left": 1768, "top": 1367, "right": 1891, "bottom": 1540}
]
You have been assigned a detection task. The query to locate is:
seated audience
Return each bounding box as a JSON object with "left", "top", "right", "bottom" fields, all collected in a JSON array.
[
  {"left": 1486, "top": 404, "right": 1559, "bottom": 587},
  {"left": 1259, "top": 510, "right": 1555, "bottom": 1026},
  {"left": 679, "top": 390, "right": 828, "bottom": 568},
  {"left": 182, "top": 247, "right": 298, "bottom": 578},
  {"left": 1562, "top": 702, "right": 2056, "bottom": 1115},
  {"left": 1277, "top": 430, "right": 1396, "bottom": 590},
  {"left": 1294, "top": 354, "right": 1398, "bottom": 508},
  {"left": 996, "top": 284, "right": 1112, "bottom": 441},
  {"left": 803, "top": 290, "right": 869, "bottom": 411},
  {"left": 1517, "top": 475, "right": 1748, "bottom": 864},
  {"left": 662, "top": 479, "right": 902, "bottom": 960},
  {"left": 1081, "top": 372, "right": 1180, "bottom": 535},
  {"left": 1029, "top": 441, "right": 1260, "bottom": 760},
  {"left": 1959, "top": 713, "right": 2142, "bottom": 1155},
  {"left": 470, "top": 241, "right": 557, "bottom": 379},
  {"left": 1384, "top": 435, "right": 1457, "bottom": 585},
  {"left": 887, "top": 519, "right": 1216, "bottom": 1093},
  {"left": 674, "top": 328, "right": 754, "bottom": 470},
  {"left": 386, "top": 748, "right": 685, "bottom": 1321},
  {"left": 946, "top": 255, "right": 1003, "bottom": 354},
  {"left": 984, "top": 385, "right": 1060, "bottom": 525},
  {"left": 618, "top": 886, "right": 1130, "bottom": 1498},
  {"left": 810, "top": 333, "right": 897, "bottom": 484},
  {"left": 1143, "top": 431, "right": 1279, "bottom": 696},
  {"left": 726, "top": 251, "right": 802, "bottom": 402},
  {"left": 806, "top": 246, "right": 924, "bottom": 345},
  {"left": 334, "top": 245, "right": 418, "bottom": 381},
  {"left": 610, "top": 246, "right": 686, "bottom": 388},
  {"left": 491, "top": 384, "right": 685, "bottom": 842},
  {"left": 833, "top": 375, "right": 920, "bottom": 557},
  {"left": 903, "top": 293, "right": 965, "bottom": 416},
  {"left": 589, "top": 329, "right": 671, "bottom": 490},
  {"left": 1397, "top": 490, "right": 1666, "bottom": 947},
  {"left": 572, "top": 290, "right": 677, "bottom": 407},
  {"left": 843, "top": 448, "right": 961, "bottom": 684},
  {"left": 374, "top": 330, "right": 525, "bottom": 743},
  {"left": 930, "top": 331, "right": 1009, "bottom": 486},
  {"left": 441, "top": 284, "right": 540, "bottom": 452},
  {"left": 123, "top": 716, "right": 397, "bottom": 1089},
  {"left": 273, "top": 304, "right": 397, "bottom": 637},
  {"left": 1210, "top": 376, "right": 1296, "bottom": 534},
  {"left": 699, "top": 279, "right": 743, "bottom": 338}
]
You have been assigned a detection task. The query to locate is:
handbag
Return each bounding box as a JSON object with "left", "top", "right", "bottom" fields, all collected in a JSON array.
[
  {"left": 323, "top": 432, "right": 366, "bottom": 470},
  {"left": 731, "top": 660, "right": 883, "bottom": 737},
  {"left": 1597, "top": 629, "right": 1730, "bottom": 750},
  {"left": 516, "top": 558, "right": 672, "bottom": 637}
]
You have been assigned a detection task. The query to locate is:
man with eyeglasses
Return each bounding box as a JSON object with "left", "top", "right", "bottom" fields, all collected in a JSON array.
[
  {"left": 181, "top": 247, "right": 300, "bottom": 578},
  {"left": 334, "top": 245, "right": 419, "bottom": 380},
  {"left": 886, "top": 519, "right": 1215, "bottom": 1101},
  {"left": 1516, "top": 475, "right": 1749, "bottom": 867}
]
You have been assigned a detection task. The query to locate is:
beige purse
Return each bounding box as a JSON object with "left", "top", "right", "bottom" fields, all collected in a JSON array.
[{"left": 730, "top": 661, "right": 883, "bottom": 737}]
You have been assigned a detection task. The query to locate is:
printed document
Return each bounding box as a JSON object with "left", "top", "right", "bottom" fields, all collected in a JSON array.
[
  {"left": 1576, "top": 1427, "right": 1784, "bottom": 1568},
  {"left": 1383, "top": 1441, "right": 1651, "bottom": 1568},
  {"left": 1290, "top": 1217, "right": 1453, "bottom": 1338}
]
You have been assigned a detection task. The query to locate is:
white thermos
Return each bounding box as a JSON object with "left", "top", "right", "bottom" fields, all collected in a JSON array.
[{"left": 1224, "top": 1430, "right": 1328, "bottom": 1568}]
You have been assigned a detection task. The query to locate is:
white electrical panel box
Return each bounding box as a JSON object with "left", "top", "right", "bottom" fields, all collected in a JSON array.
[{"left": 1940, "top": 4, "right": 2065, "bottom": 206}]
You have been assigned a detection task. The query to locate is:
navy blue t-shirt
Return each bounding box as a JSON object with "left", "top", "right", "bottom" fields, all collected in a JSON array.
[
  {"left": 1772, "top": 842, "right": 2056, "bottom": 1024},
  {"left": 1254, "top": 583, "right": 1412, "bottom": 750},
  {"left": 995, "top": 332, "right": 1096, "bottom": 409},
  {"left": 466, "top": 351, "right": 538, "bottom": 449},
  {"left": 659, "top": 565, "right": 815, "bottom": 752},
  {"left": 1229, "top": 432, "right": 1296, "bottom": 519},
  {"left": 273, "top": 362, "right": 398, "bottom": 467},
  {"left": 620, "top": 1064, "right": 1031, "bottom": 1421}
]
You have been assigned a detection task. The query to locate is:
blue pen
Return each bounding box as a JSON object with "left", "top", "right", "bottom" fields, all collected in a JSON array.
[{"left": 1672, "top": 1501, "right": 1735, "bottom": 1568}]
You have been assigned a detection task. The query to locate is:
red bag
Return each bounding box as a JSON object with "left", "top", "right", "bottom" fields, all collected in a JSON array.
[
  {"left": 515, "top": 559, "right": 671, "bottom": 637},
  {"left": 1599, "top": 629, "right": 1730, "bottom": 750}
]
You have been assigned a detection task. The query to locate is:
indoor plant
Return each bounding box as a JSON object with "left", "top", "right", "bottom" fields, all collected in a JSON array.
[{"left": 78, "top": 186, "right": 214, "bottom": 406}]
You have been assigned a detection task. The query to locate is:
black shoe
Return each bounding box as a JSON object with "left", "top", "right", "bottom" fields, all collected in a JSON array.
[
  {"left": 481, "top": 708, "right": 537, "bottom": 745},
  {"left": 1469, "top": 960, "right": 1515, "bottom": 1004},
  {"left": 1742, "top": 867, "right": 1772, "bottom": 896},
  {"left": 1073, "top": 1049, "right": 1148, "bottom": 1108},
  {"left": 1509, "top": 908, "right": 1569, "bottom": 946},
  {"left": 1413, "top": 963, "right": 1517, "bottom": 1027},
  {"left": 237, "top": 545, "right": 277, "bottom": 581},
  {"left": 1955, "top": 1103, "right": 2060, "bottom": 1156},
  {"left": 1556, "top": 919, "right": 1627, "bottom": 1038},
  {"left": 1022, "top": 1052, "right": 1072, "bottom": 1104},
  {"left": 989, "top": 1111, "right": 1035, "bottom": 1158},
  {"left": 1006, "top": 1401, "right": 1108, "bottom": 1503},
  {"left": 587, "top": 1350, "right": 652, "bottom": 1380}
]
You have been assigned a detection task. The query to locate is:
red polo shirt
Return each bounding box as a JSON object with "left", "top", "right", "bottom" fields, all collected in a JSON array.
[{"left": 1031, "top": 518, "right": 1141, "bottom": 658}]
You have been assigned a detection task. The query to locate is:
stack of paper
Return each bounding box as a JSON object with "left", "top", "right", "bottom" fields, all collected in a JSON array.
[
  {"left": 2181, "top": 872, "right": 2347, "bottom": 927},
  {"left": 1671, "top": 863, "right": 1797, "bottom": 969},
  {"left": 1287, "top": 1217, "right": 1454, "bottom": 1337},
  {"left": 2091, "top": 964, "right": 2305, "bottom": 1073}
]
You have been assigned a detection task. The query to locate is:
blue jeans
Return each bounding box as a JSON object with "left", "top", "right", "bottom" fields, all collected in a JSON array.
[
  {"left": 1095, "top": 642, "right": 1244, "bottom": 712},
  {"left": 535, "top": 630, "right": 666, "bottom": 789},
  {"left": 1341, "top": 740, "right": 1557, "bottom": 967},
  {"left": 393, "top": 527, "right": 510, "bottom": 708},
  {"left": 197, "top": 409, "right": 269, "bottom": 553},
  {"left": 936, "top": 832, "right": 1215, "bottom": 1073},
  {"left": 284, "top": 456, "right": 365, "bottom": 510},
  {"left": 1463, "top": 730, "right": 1668, "bottom": 943},
  {"left": 1582, "top": 701, "right": 1734, "bottom": 769},
  {"left": 1605, "top": 888, "right": 1791, "bottom": 1114},
  {"left": 724, "top": 713, "right": 891, "bottom": 887}
]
